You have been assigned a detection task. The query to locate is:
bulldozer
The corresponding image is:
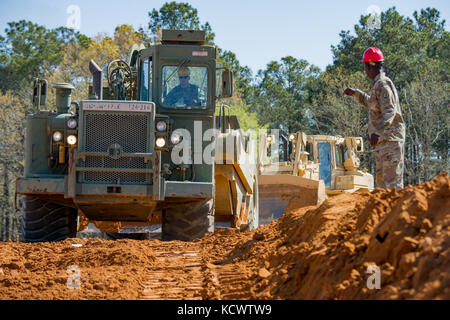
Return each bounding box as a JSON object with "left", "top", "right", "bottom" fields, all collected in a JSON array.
[
  {"left": 258, "top": 131, "right": 374, "bottom": 224},
  {"left": 16, "top": 30, "right": 259, "bottom": 242}
]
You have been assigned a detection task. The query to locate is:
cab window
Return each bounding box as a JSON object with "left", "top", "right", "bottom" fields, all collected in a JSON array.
[
  {"left": 216, "top": 68, "right": 222, "bottom": 97},
  {"left": 335, "top": 145, "right": 345, "bottom": 166},
  {"left": 140, "top": 59, "right": 152, "bottom": 101},
  {"left": 318, "top": 142, "right": 332, "bottom": 187},
  {"left": 305, "top": 142, "right": 314, "bottom": 161},
  {"left": 161, "top": 65, "right": 208, "bottom": 108}
]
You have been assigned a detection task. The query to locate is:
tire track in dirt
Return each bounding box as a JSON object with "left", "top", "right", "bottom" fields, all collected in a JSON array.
[
  {"left": 140, "top": 242, "right": 205, "bottom": 300},
  {"left": 139, "top": 238, "right": 253, "bottom": 300},
  {"left": 205, "top": 263, "right": 251, "bottom": 299}
]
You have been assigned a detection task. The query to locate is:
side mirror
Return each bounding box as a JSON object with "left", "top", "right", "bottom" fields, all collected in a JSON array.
[
  {"left": 344, "top": 137, "right": 364, "bottom": 153},
  {"left": 33, "top": 79, "right": 48, "bottom": 111},
  {"left": 128, "top": 43, "right": 145, "bottom": 68},
  {"left": 220, "top": 69, "right": 233, "bottom": 98}
]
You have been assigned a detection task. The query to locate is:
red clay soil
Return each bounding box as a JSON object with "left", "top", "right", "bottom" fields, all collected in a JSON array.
[
  {"left": 0, "top": 239, "right": 157, "bottom": 299},
  {"left": 234, "top": 172, "right": 450, "bottom": 299},
  {"left": 0, "top": 173, "right": 448, "bottom": 300}
]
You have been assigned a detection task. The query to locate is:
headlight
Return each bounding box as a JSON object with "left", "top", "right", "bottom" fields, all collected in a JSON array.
[
  {"left": 156, "top": 121, "right": 167, "bottom": 132},
  {"left": 289, "top": 134, "right": 295, "bottom": 142},
  {"left": 67, "top": 135, "right": 77, "bottom": 145},
  {"left": 170, "top": 133, "right": 182, "bottom": 145},
  {"left": 156, "top": 137, "right": 166, "bottom": 148},
  {"left": 266, "top": 135, "right": 273, "bottom": 143},
  {"left": 53, "top": 131, "right": 63, "bottom": 142},
  {"left": 67, "top": 119, "right": 77, "bottom": 129}
]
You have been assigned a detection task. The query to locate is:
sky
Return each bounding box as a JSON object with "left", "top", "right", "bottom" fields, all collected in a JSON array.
[{"left": 0, "top": 0, "right": 449, "bottom": 74}]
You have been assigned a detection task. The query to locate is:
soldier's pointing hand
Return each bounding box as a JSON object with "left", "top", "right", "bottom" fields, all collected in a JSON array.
[
  {"left": 369, "top": 133, "right": 380, "bottom": 147},
  {"left": 343, "top": 88, "right": 356, "bottom": 96}
]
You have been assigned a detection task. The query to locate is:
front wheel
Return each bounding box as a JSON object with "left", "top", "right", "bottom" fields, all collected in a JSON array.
[
  {"left": 162, "top": 199, "right": 214, "bottom": 241},
  {"left": 21, "top": 196, "right": 78, "bottom": 242}
]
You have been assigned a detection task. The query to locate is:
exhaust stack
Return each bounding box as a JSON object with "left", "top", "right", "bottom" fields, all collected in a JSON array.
[{"left": 89, "top": 59, "right": 103, "bottom": 100}]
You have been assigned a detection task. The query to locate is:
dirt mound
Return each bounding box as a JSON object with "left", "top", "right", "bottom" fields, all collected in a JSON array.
[
  {"left": 232, "top": 173, "right": 449, "bottom": 299},
  {"left": 0, "top": 173, "right": 448, "bottom": 300}
]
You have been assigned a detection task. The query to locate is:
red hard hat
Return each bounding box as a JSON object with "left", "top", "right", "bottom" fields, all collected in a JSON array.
[{"left": 362, "top": 47, "right": 384, "bottom": 63}]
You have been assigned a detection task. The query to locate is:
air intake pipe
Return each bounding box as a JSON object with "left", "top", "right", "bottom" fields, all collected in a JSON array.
[{"left": 53, "top": 83, "right": 75, "bottom": 113}]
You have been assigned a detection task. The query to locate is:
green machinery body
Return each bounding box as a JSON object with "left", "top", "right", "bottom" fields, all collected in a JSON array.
[{"left": 17, "top": 30, "right": 259, "bottom": 237}]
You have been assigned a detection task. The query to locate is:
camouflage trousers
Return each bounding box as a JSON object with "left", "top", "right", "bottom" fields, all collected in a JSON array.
[{"left": 374, "top": 141, "right": 404, "bottom": 189}]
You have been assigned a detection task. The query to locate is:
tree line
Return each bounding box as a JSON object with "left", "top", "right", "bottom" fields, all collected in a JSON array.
[{"left": 0, "top": 2, "right": 448, "bottom": 240}]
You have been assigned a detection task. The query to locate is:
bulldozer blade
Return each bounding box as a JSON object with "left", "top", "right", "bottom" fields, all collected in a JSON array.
[{"left": 258, "top": 174, "right": 326, "bottom": 225}]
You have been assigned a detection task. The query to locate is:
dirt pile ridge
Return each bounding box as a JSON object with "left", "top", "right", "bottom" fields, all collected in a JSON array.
[
  {"left": 0, "top": 173, "right": 448, "bottom": 300},
  {"left": 231, "top": 172, "right": 449, "bottom": 299}
]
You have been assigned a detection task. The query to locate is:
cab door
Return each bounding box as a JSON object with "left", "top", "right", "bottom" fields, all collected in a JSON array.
[{"left": 318, "top": 142, "right": 332, "bottom": 187}]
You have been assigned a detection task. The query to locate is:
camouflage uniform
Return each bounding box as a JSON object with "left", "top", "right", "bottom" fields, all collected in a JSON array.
[
  {"left": 354, "top": 70, "right": 406, "bottom": 189},
  {"left": 164, "top": 84, "right": 200, "bottom": 106}
]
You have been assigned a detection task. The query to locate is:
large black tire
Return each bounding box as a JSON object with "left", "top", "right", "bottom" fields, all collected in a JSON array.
[
  {"left": 21, "top": 196, "right": 78, "bottom": 242},
  {"left": 162, "top": 199, "right": 214, "bottom": 241}
]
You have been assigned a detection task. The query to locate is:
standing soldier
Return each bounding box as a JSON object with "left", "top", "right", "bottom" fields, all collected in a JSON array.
[{"left": 343, "top": 47, "right": 406, "bottom": 189}]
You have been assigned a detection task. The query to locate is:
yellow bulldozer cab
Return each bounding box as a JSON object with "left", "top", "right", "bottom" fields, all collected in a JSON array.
[{"left": 257, "top": 131, "right": 374, "bottom": 224}]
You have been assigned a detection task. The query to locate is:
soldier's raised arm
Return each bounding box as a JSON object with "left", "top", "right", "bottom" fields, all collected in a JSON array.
[
  {"left": 353, "top": 89, "right": 371, "bottom": 109},
  {"left": 343, "top": 87, "right": 370, "bottom": 109}
]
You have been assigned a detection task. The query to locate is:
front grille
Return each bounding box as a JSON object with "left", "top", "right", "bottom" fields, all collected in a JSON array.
[{"left": 80, "top": 112, "right": 151, "bottom": 184}]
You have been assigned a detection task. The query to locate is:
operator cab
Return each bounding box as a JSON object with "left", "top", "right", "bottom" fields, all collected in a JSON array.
[{"left": 133, "top": 30, "right": 231, "bottom": 114}]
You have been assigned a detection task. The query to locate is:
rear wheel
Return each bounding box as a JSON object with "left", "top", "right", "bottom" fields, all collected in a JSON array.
[
  {"left": 21, "top": 196, "right": 78, "bottom": 242},
  {"left": 162, "top": 199, "right": 214, "bottom": 241}
]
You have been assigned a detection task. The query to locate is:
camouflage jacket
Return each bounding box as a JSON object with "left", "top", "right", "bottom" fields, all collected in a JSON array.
[
  {"left": 354, "top": 71, "right": 406, "bottom": 143},
  {"left": 164, "top": 84, "right": 200, "bottom": 107}
]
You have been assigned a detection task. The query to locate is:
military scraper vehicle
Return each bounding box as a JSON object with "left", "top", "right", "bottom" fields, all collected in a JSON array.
[{"left": 16, "top": 30, "right": 259, "bottom": 242}]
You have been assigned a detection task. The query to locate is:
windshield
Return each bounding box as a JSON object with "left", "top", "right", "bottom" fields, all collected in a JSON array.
[{"left": 161, "top": 65, "right": 208, "bottom": 108}]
